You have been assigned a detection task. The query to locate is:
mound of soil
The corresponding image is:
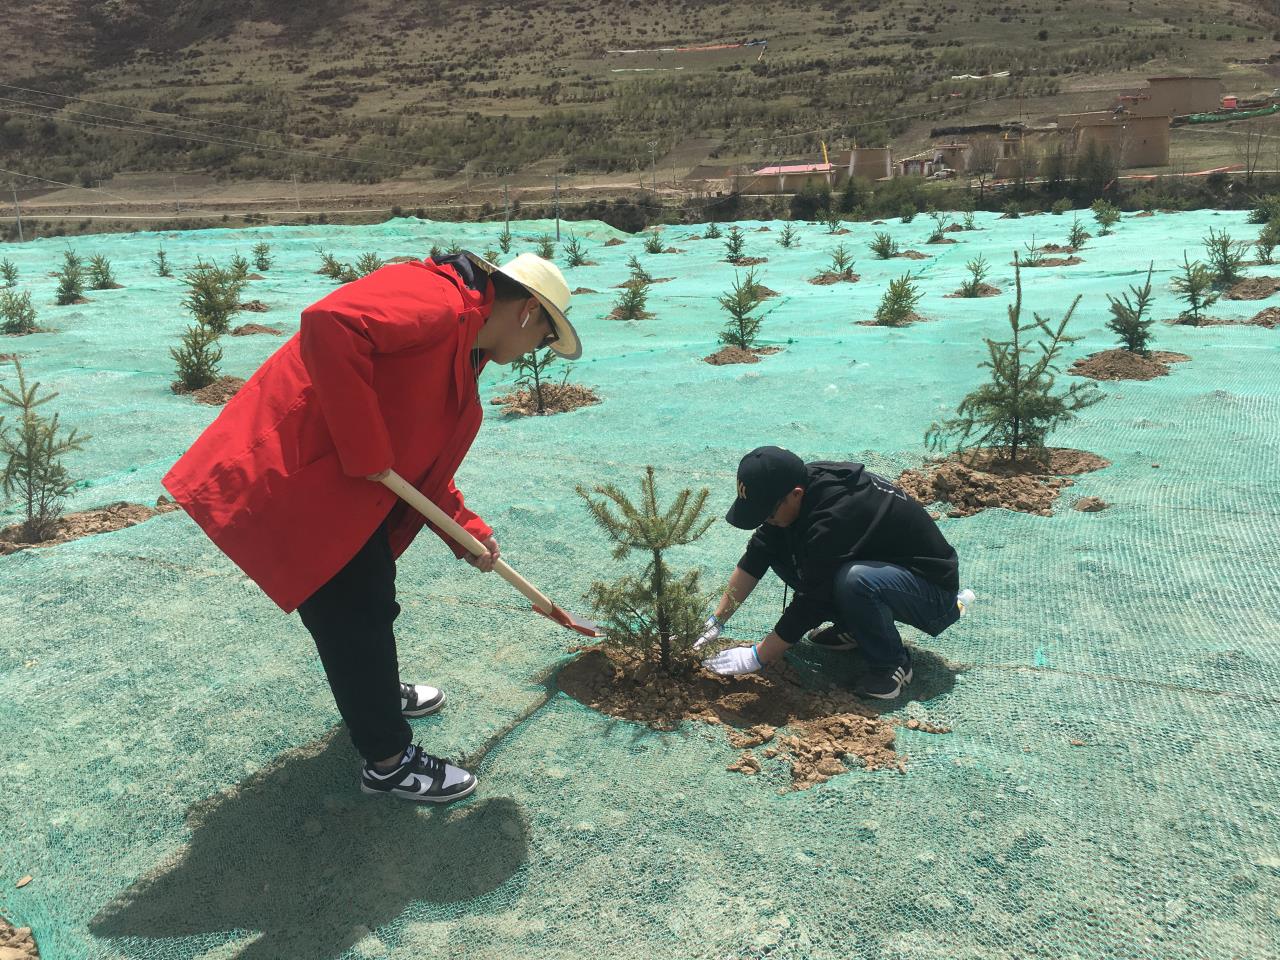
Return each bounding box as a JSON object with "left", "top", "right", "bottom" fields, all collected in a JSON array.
[
  {"left": 926, "top": 236, "right": 957, "bottom": 244},
  {"left": 558, "top": 647, "right": 926, "bottom": 789},
  {"left": 238, "top": 300, "right": 270, "bottom": 313},
  {"left": 608, "top": 307, "right": 656, "bottom": 320},
  {"left": 944, "top": 283, "right": 1002, "bottom": 298},
  {"left": 661, "top": 247, "right": 684, "bottom": 254},
  {"left": 92, "top": 282, "right": 126, "bottom": 290},
  {"left": 830, "top": 227, "right": 852, "bottom": 235},
  {"left": 728, "top": 256, "right": 769, "bottom": 266},
  {"left": 896, "top": 447, "right": 1110, "bottom": 517},
  {"left": 703, "top": 345, "right": 783, "bottom": 365},
  {"left": 809, "top": 272, "right": 859, "bottom": 285},
  {"left": 230, "top": 323, "right": 284, "bottom": 336},
  {"left": 603, "top": 237, "right": 626, "bottom": 247},
  {"left": 58, "top": 296, "right": 90, "bottom": 305},
  {"left": 245, "top": 273, "right": 266, "bottom": 281},
  {"left": 756, "top": 225, "right": 772, "bottom": 232},
  {"left": 0, "top": 496, "right": 181, "bottom": 555},
  {"left": 1226, "top": 276, "right": 1280, "bottom": 300},
  {"left": 173, "top": 375, "right": 245, "bottom": 406},
  {"left": 944, "top": 223, "right": 965, "bottom": 233},
  {"left": 0, "top": 354, "right": 16, "bottom": 363},
  {"left": 385, "top": 255, "right": 419, "bottom": 264},
  {"left": 1073, "top": 496, "right": 1110, "bottom": 512},
  {"left": 0, "top": 915, "right": 38, "bottom": 960},
  {"left": 571, "top": 287, "right": 598, "bottom": 295},
  {"left": 754, "top": 284, "right": 781, "bottom": 299},
  {"left": 1248, "top": 306, "right": 1280, "bottom": 327},
  {"left": 1070, "top": 348, "right": 1191, "bottom": 381},
  {"left": 1018, "top": 256, "right": 1084, "bottom": 267},
  {"left": 1134, "top": 211, "right": 1155, "bottom": 218},
  {"left": 1039, "top": 243, "right": 1075, "bottom": 253},
  {"left": 855, "top": 312, "right": 928, "bottom": 327},
  {"left": 897, "top": 250, "right": 930, "bottom": 259},
  {"left": 613, "top": 277, "right": 673, "bottom": 289},
  {"left": 489, "top": 383, "right": 602, "bottom": 415}
]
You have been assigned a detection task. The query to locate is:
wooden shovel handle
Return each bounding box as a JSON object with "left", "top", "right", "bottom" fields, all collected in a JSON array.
[{"left": 378, "top": 470, "right": 555, "bottom": 614}]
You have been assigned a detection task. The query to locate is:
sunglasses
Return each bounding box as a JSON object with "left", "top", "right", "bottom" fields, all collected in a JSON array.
[{"left": 523, "top": 306, "right": 559, "bottom": 350}]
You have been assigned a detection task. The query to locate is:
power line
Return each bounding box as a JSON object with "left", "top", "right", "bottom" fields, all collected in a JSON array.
[{"left": 0, "top": 165, "right": 134, "bottom": 203}]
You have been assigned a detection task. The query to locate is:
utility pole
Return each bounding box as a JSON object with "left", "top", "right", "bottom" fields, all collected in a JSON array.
[
  {"left": 11, "top": 183, "right": 23, "bottom": 242},
  {"left": 553, "top": 171, "right": 561, "bottom": 241},
  {"left": 504, "top": 182, "right": 510, "bottom": 230},
  {"left": 172, "top": 176, "right": 180, "bottom": 214},
  {"left": 649, "top": 140, "right": 657, "bottom": 194},
  {"left": 292, "top": 172, "right": 301, "bottom": 212}
]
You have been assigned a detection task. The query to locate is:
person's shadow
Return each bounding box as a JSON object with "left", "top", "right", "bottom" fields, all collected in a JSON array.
[
  {"left": 785, "top": 642, "right": 963, "bottom": 711},
  {"left": 89, "top": 730, "right": 529, "bottom": 959}
]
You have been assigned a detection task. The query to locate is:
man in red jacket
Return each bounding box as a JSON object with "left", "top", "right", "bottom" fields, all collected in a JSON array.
[{"left": 163, "top": 251, "right": 579, "bottom": 804}]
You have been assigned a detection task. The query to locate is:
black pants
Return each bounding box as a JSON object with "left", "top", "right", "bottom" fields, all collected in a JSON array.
[{"left": 297, "top": 519, "right": 412, "bottom": 764}]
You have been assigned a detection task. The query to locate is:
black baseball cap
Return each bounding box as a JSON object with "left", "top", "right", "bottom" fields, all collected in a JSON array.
[{"left": 725, "top": 446, "right": 808, "bottom": 529}]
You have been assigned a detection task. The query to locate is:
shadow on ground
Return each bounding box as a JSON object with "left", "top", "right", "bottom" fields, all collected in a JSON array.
[
  {"left": 785, "top": 642, "right": 964, "bottom": 709},
  {"left": 89, "top": 729, "right": 528, "bottom": 960}
]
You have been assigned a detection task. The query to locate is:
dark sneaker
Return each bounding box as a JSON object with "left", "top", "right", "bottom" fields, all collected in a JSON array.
[
  {"left": 360, "top": 743, "right": 476, "bottom": 803},
  {"left": 400, "top": 681, "right": 445, "bottom": 718},
  {"left": 856, "top": 664, "right": 913, "bottom": 700},
  {"left": 806, "top": 624, "right": 858, "bottom": 650}
]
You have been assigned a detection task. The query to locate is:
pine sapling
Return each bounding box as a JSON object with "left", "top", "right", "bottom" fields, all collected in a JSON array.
[
  {"left": 958, "top": 255, "right": 991, "bottom": 297},
  {"left": 927, "top": 209, "right": 953, "bottom": 242},
  {"left": 1067, "top": 216, "right": 1089, "bottom": 252},
  {"left": 563, "top": 234, "right": 589, "bottom": 267},
  {"left": 55, "top": 251, "right": 85, "bottom": 305},
  {"left": 643, "top": 229, "right": 665, "bottom": 254},
  {"left": 498, "top": 226, "right": 513, "bottom": 254},
  {"left": 153, "top": 249, "right": 173, "bottom": 278},
  {"left": 1021, "top": 234, "right": 1045, "bottom": 267},
  {"left": 926, "top": 263, "right": 1101, "bottom": 464},
  {"left": 962, "top": 210, "right": 977, "bottom": 231},
  {"left": 626, "top": 254, "right": 652, "bottom": 286},
  {"left": 723, "top": 225, "right": 746, "bottom": 262},
  {"left": 1051, "top": 198, "right": 1072, "bottom": 216},
  {"left": 577, "top": 466, "right": 715, "bottom": 674},
  {"left": 0, "top": 290, "right": 38, "bottom": 335},
  {"left": 1091, "top": 199, "right": 1121, "bottom": 236},
  {"left": 1247, "top": 194, "right": 1280, "bottom": 224},
  {"left": 703, "top": 222, "right": 722, "bottom": 240},
  {"left": 873, "top": 272, "right": 924, "bottom": 327},
  {"left": 355, "top": 252, "right": 385, "bottom": 277},
  {"left": 1202, "top": 227, "right": 1249, "bottom": 287},
  {"left": 899, "top": 203, "right": 917, "bottom": 223},
  {"left": 778, "top": 223, "right": 798, "bottom": 248},
  {"left": 1171, "top": 252, "right": 1219, "bottom": 324},
  {"left": 88, "top": 254, "right": 118, "bottom": 290},
  {"left": 869, "top": 231, "right": 898, "bottom": 259},
  {"left": 228, "top": 253, "right": 251, "bottom": 282},
  {"left": 1105, "top": 262, "right": 1156, "bottom": 356},
  {"left": 170, "top": 322, "right": 224, "bottom": 392},
  {"left": 447, "top": 240, "right": 464, "bottom": 255},
  {"left": 1, "top": 259, "right": 17, "bottom": 288},
  {"left": 510, "top": 348, "right": 560, "bottom": 415},
  {"left": 822, "top": 208, "right": 843, "bottom": 233},
  {"left": 611, "top": 282, "right": 650, "bottom": 321},
  {"left": 1256, "top": 221, "right": 1280, "bottom": 265},
  {"left": 182, "top": 260, "right": 245, "bottom": 334},
  {"left": 316, "top": 248, "right": 345, "bottom": 279},
  {"left": 536, "top": 234, "right": 556, "bottom": 259},
  {"left": 827, "top": 244, "right": 856, "bottom": 280},
  {"left": 252, "top": 242, "right": 273, "bottom": 272},
  {"left": 717, "top": 269, "right": 765, "bottom": 349}
]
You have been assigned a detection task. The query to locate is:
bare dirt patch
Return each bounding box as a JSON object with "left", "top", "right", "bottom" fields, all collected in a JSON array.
[
  {"left": 0, "top": 496, "right": 181, "bottom": 555},
  {"left": 237, "top": 299, "right": 270, "bottom": 313},
  {"left": 1248, "top": 306, "right": 1280, "bottom": 327},
  {"left": 944, "top": 223, "right": 965, "bottom": 233},
  {"left": 926, "top": 236, "right": 957, "bottom": 244},
  {"left": 945, "top": 283, "right": 1002, "bottom": 298},
  {"left": 1069, "top": 348, "right": 1191, "bottom": 381},
  {"left": 385, "top": 255, "right": 419, "bottom": 264},
  {"left": 703, "top": 345, "right": 783, "bottom": 365},
  {"left": 230, "top": 323, "right": 284, "bottom": 336},
  {"left": 608, "top": 307, "right": 656, "bottom": 320},
  {"left": 0, "top": 914, "right": 38, "bottom": 960},
  {"left": 809, "top": 272, "right": 859, "bottom": 285},
  {"left": 756, "top": 225, "right": 772, "bottom": 232},
  {"left": 1017, "top": 256, "right": 1084, "bottom": 267},
  {"left": 896, "top": 447, "right": 1110, "bottom": 517},
  {"left": 1038, "top": 243, "right": 1076, "bottom": 253},
  {"left": 1134, "top": 211, "right": 1155, "bottom": 217},
  {"left": 1072, "top": 496, "right": 1110, "bottom": 512},
  {"left": 1226, "top": 276, "right": 1280, "bottom": 300},
  {"left": 245, "top": 273, "right": 266, "bottom": 281},
  {"left": 855, "top": 312, "right": 929, "bottom": 327},
  {"left": 489, "top": 383, "right": 602, "bottom": 415},
  {"left": 58, "top": 296, "right": 91, "bottom": 305},
  {"left": 613, "top": 277, "right": 673, "bottom": 289},
  {"left": 172, "top": 375, "right": 245, "bottom": 405},
  {"left": 728, "top": 256, "right": 769, "bottom": 266},
  {"left": 571, "top": 287, "right": 598, "bottom": 295},
  {"left": 897, "top": 250, "right": 930, "bottom": 259},
  {"left": 754, "top": 284, "right": 781, "bottom": 299},
  {"left": 661, "top": 247, "right": 684, "bottom": 254},
  {"left": 603, "top": 237, "right": 626, "bottom": 247},
  {"left": 558, "top": 647, "right": 925, "bottom": 789}
]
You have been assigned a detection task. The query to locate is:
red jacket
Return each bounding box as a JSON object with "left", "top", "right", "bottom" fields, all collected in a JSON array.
[{"left": 162, "top": 259, "right": 494, "bottom": 613}]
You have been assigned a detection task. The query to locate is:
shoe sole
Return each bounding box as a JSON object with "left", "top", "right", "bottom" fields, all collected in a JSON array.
[
  {"left": 858, "top": 669, "right": 913, "bottom": 700},
  {"left": 401, "top": 691, "right": 446, "bottom": 718},
  {"left": 360, "top": 777, "right": 477, "bottom": 804}
]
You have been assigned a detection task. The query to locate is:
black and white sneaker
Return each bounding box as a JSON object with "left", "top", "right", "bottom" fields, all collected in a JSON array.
[
  {"left": 400, "top": 681, "right": 445, "bottom": 718},
  {"left": 360, "top": 744, "right": 477, "bottom": 804},
  {"left": 856, "top": 664, "right": 913, "bottom": 700},
  {"left": 806, "top": 624, "right": 858, "bottom": 650}
]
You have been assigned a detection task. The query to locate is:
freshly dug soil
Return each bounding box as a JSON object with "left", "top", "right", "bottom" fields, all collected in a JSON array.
[
  {"left": 897, "top": 250, "right": 930, "bottom": 259},
  {"left": 896, "top": 447, "right": 1110, "bottom": 517},
  {"left": 926, "top": 236, "right": 957, "bottom": 244},
  {"left": 0, "top": 496, "right": 181, "bottom": 555},
  {"left": 558, "top": 647, "right": 924, "bottom": 789},
  {"left": 1073, "top": 496, "right": 1110, "bottom": 512},
  {"left": 703, "top": 345, "right": 783, "bottom": 365},
  {"left": 571, "top": 287, "right": 598, "bottom": 295},
  {"left": 91, "top": 282, "right": 126, "bottom": 290},
  {"left": 1226, "top": 276, "right": 1280, "bottom": 300},
  {"left": 944, "top": 283, "right": 1002, "bottom": 298},
  {"left": 754, "top": 284, "right": 782, "bottom": 299},
  {"left": 728, "top": 257, "right": 769, "bottom": 267},
  {"left": 58, "top": 296, "right": 90, "bottom": 305},
  {"left": 172, "top": 375, "right": 246, "bottom": 405},
  {"left": 613, "top": 277, "right": 673, "bottom": 288},
  {"left": 238, "top": 300, "right": 270, "bottom": 313},
  {"left": 1070, "top": 349, "right": 1191, "bottom": 381},
  {"left": 0, "top": 914, "right": 38, "bottom": 960},
  {"left": 1248, "top": 306, "right": 1280, "bottom": 327},
  {"left": 756, "top": 225, "right": 772, "bottom": 232},
  {"left": 489, "top": 383, "right": 602, "bottom": 415},
  {"left": 1017, "top": 256, "right": 1084, "bottom": 267},
  {"left": 603, "top": 237, "right": 625, "bottom": 246},
  {"left": 830, "top": 227, "right": 852, "bottom": 235},
  {"left": 245, "top": 273, "right": 266, "bottom": 281},
  {"left": 385, "top": 255, "right": 419, "bottom": 264},
  {"left": 1038, "top": 243, "right": 1075, "bottom": 253},
  {"left": 1134, "top": 211, "right": 1155, "bottom": 217},
  {"left": 944, "top": 223, "right": 965, "bottom": 233},
  {"left": 0, "top": 353, "right": 16, "bottom": 363},
  {"left": 661, "top": 247, "right": 684, "bottom": 254},
  {"left": 608, "top": 307, "right": 656, "bottom": 320},
  {"left": 809, "top": 272, "right": 859, "bottom": 285},
  {"left": 855, "top": 312, "right": 928, "bottom": 327},
  {"left": 230, "top": 323, "right": 284, "bottom": 336}
]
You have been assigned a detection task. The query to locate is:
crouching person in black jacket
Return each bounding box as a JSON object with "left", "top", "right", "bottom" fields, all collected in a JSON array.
[{"left": 699, "top": 446, "right": 975, "bottom": 699}]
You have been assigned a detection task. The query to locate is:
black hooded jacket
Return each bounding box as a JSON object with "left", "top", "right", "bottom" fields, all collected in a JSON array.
[{"left": 737, "top": 461, "right": 959, "bottom": 644}]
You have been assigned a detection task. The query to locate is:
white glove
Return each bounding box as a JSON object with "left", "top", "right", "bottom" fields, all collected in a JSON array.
[
  {"left": 702, "top": 644, "right": 762, "bottom": 676},
  {"left": 692, "top": 615, "right": 724, "bottom": 651}
]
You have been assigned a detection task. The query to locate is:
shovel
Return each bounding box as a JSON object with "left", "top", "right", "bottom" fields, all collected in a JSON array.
[{"left": 379, "top": 470, "right": 602, "bottom": 637}]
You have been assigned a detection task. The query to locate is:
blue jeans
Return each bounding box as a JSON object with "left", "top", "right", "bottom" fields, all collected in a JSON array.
[{"left": 832, "top": 561, "right": 960, "bottom": 668}]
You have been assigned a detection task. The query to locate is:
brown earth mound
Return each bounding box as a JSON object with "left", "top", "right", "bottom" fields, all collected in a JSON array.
[
  {"left": 897, "top": 250, "right": 930, "bottom": 259},
  {"left": 608, "top": 308, "right": 656, "bottom": 320},
  {"left": 1248, "top": 306, "right": 1280, "bottom": 327},
  {"left": 558, "top": 647, "right": 933, "bottom": 789},
  {"left": 1226, "top": 276, "right": 1280, "bottom": 300},
  {"left": 571, "top": 287, "right": 598, "bottom": 295},
  {"left": 603, "top": 237, "right": 625, "bottom": 246},
  {"left": 703, "top": 345, "right": 783, "bottom": 365},
  {"left": 1134, "top": 211, "right": 1155, "bottom": 217},
  {"left": 661, "top": 247, "right": 684, "bottom": 254},
  {"left": 613, "top": 277, "right": 673, "bottom": 289},
  {"left": 0, "top": 914, "right": 38, "bottom": 960},
  {"left": 231, "top": 323, "right": 284, "bottom": 336},
  {"left": 0, "top": 354, "right": 16, "bottom": 363},
  {"left": 173, "top": 375, "right": 245, "bottom": 405},
  {"left": 238, "top": 300, "right": 270, "bottom": 313},
  {"left": 756, "top": 225, "right": 772, "bottom": 232},
  {"left": 944, "top": 223, "right": 965, "bottom": 233},
  {"left": 489, "top": 383, "right": 602, "bottom": 415},
  {"left": 926, "top": 236, "right": 957, "bottom": 244},
  {"left": 245, "top": 273, "right": 266, "bottom": 281},
  {"left": 0, "top": 496, "right": 181, "bottom": 555},
  {"left": 809, "top": 272, "right": 860, "bottom": 285},
  {"left": 1039, "top": 243, "right": 1075, "bottom": 253},
  {"left": 896, "top": 447, "right": 1109, "bottom": 517},
  {"left": 855, "top": 312, "right": 928, "bottom": 327},
  {"left": 1070, "top": 349, "right": 1191, "bottom": 381},
  {"left": 92, "top": 282, "right": 126, "bottom": 290},
  {"left": 59, "top": 296, "right": 91, "bottom": 305},
  {"left": 1073, "top": 496, "right": 1110, "bottom": 512},
  {"left": 385, "top": 255, "right": 419, "bottom": 264},
  {"left": 944, "top": 283, "right": 1002, "bottom": 298},
  {"left": 754, "top": 285, "right": 781, "bottom": 298},
  {"left": 728, "top": 256, "right": 769, "bottom": 266},
  {"left": 831, "top": 228, "right": 852, "bottom": 235},
  {"left": 1018, "top": 256, "right": 1084, "bottom": 267}
]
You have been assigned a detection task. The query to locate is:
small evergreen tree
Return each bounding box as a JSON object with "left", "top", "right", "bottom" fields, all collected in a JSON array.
[
  {"left": 88, "top": 254, "right": 118, "bottom": 290},
  {"left": 227, "top": 253, "right": 251, "bottom": 282},
  {"left": 577, "top": 466, "right": 715, "bottom": 674},
  {"left": 873, "top": 273, "right": 924, "bottom": 327},
  {"left": 643, "top": 229, "right": 665, "bottom": 253},
  {"left": 1202, "top": 227, "right": 1249, "bottom": 287},
  {"left": 316, "top": 249, "right": 345, "bottom": 279},
  {"left": 181, "top": 260, "right": 245, "bottom": 334},
  {"left": 927, "top": 262, "right": 1100, "bottom": 464},
  {"left": 717, "top": 269, "right": 765, "bottom": 349},
  {"left": 821, "top": 208, "right": 843, "bottom": 233},
  {"left": 611, "top": 283, "right": 650, "bottom": 321},
  {"left": 55, "top": 251, "right": 85, "bottom": 305},
  {"left": 1091, "top": 199, "right": 1121, "bottom": 236},
  {"left": 536, "top": 234, "right": 556, "bottom": 259},
  {"left": 447, "top": 240, "right": 464, "bottom": 255},
  {"left": 1067, "top": 216, "right": 1090, "bottom": 251},
  {"left": 723, "top": 225, "right": 746, "bottom": 262},
  {"left": 170, "top": 322, "right": 224, "bottom": 392},
  {"left": 1171, "top": 252, "right": 1219, "bottom": 324},
  {"left": 926, "top": 209, "right": 953, "bottom": 242},
  {"left": 354, "top": 252, "right": 385, "bottom": 277},
  {"left": 1051, "top": 198, "right": 1072, "bottom": 216},
  {"left": 0, "top": 289, "right": 38, "bottom": 335},
  {"left": 483, "top": 247, "right": 500, "bottom": 263},
  {"left": 869, "top": 231, "right": 899, "bottom": 259},
  {"left": 1257, "top": 220, "right": 1280, "bottom": 265},
  {"left": 626, "top": 254, "right": 652, "bottom": 286},
  {"left": 1, "top": 259, "right": 17, "bottom": 288},
  {"left": 1247, "top": 194, "right": 1280, "bottom": 224},
  {"left": 563, "top": 234, "right": 589, "bottom": 267},
  {"left": 1021, "top": 234, "right": 1045, "bottom": 267},
  {"left": 510, "top": 348, "right": 560, "bottom": 415},
  {"left": 0, "top": 360, "right": 90, "bottom": 542},
  {"left": 252, "top": 242, "right": 273, "bottom": 272},
  {"left": 827, "top": 244, "right": 856, "bottom": 280},
  {"left": 703, "top": 222, "right": 722, "bottom": 240},
  {"left": 153, "top": 249, "right": 172, "bottom": 278},
  {"left": 961, "top": 210, "right": 977, "bottom": 231},
  {"left": 498, "top": 226, "right": 513, "bottom": 254},
  {"left": 777, "top": 223, "right": 798, "bottom": 248},
  {"left": 899, "top": 203, "right": 917, "bottom": 223},
  {"left": 1105, "top": 262, "right": 1156, "bottom": 356},
  {"left": 958, "top": 255, "right": 991, "bottom": 297},
  {"left": 1002, "top": 200, "right": 1021, "bottom": 219}
]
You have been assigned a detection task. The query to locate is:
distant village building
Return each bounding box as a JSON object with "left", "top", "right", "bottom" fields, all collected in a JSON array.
[
  {"left": 846, "top": 146, "right": 893, "bottom": 181},
  {"left": 739, "top": 161, "right": 837, "bottom": 194},
  {"left": 1057, "top": 111, "right": 1171, "bottom": 167},
  {"left": 1129, "top": 76, "right": 1225, "bottom": 117}
]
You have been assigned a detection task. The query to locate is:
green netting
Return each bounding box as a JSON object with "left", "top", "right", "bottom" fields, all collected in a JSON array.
[{"left": 1, "top": 210, "right": 1278, "bottom": 959}]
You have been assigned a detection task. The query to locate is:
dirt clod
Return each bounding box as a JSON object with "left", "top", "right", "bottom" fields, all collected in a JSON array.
[
  {"left": 238, "top": 299, "right": 270, "bottom": 313},
  {"left": 926, "top": 236, "right": 957, "bottom": 244},
  {"left": 1018, "top": 256, "right": 1084, "bottom": 267},
  {"left": 230, "top": 323, "right": 284, "bottom": 336},
  {"left": 1248, "top": 306, "right": 1280, "bottom": 327},
  {"left": 897, "top": 250, "right": 930, "bottom": 259},
  {"left": 727, "top": 752, "right": 761, "bottom": 775},
  {"left": 173, "top": 375, "right": 245, "bottom": 405},
  {"left": 1226, "top": 276, "right": 1280, "bottom": 300},
  {"left": 489, "top": 383, "right": 602, "bottom": 415},
  {"left": 571, "top": 287, "right": 597, "bottom": 295},
  {"left": 1073, "top": 496, "right": 1110, "bottom": 512},
  {"left": 727, "top": 256, "right": 769, "bottom": 266},
  {"left": 703, "top": 345, "right": 783, "bottom": 365},
  {"left": 1069, "top": 349, "right": 1191, "bottom": 381},
  {"left": 603, "top": 237, "right": 625, "bottom": 246},
  {"left": 897, "top": 447, "right": 1109, "bottom": 517},
  {"left": 945, "top": 283, "right": 1002, "bottom": 298},
  {"left": 809, "top": 272, "right": 859, "bottom": 285}
]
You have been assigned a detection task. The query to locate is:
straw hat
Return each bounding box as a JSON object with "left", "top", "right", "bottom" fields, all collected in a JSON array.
[{"left": 464, "top": 251, "right": 581, "bottom": 360}]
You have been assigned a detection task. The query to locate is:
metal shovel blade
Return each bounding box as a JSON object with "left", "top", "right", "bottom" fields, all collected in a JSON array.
[{"left": 533, "top": 603, "right": 603, "bottom": 638}]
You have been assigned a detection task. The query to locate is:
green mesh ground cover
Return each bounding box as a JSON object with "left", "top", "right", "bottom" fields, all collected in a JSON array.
[{"left": 1, "top": 209, "right": 1278, "bottom": 959}]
